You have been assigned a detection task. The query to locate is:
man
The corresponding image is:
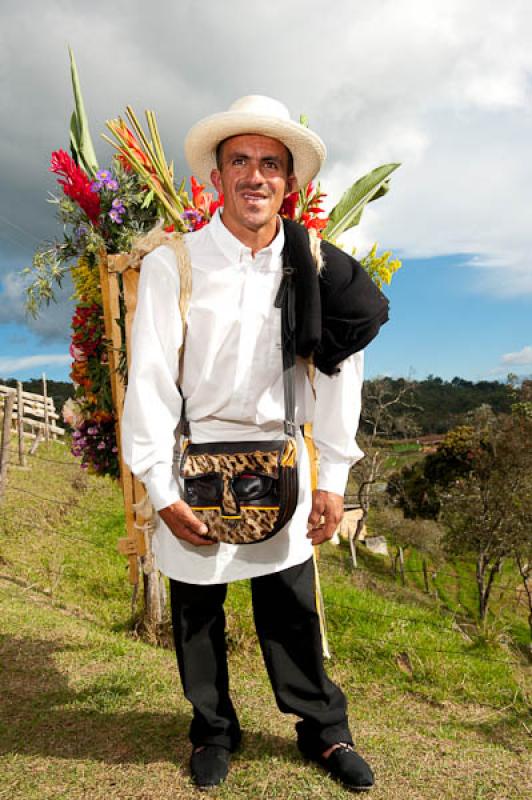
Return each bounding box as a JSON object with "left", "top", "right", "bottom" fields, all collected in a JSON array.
[{"left": 122, "top": 95, "right": 387, "bottom": 791}]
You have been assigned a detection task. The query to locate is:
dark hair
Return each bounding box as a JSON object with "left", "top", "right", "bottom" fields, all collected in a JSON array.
[{"left": 215, "top": 137, "right": 294, "bottom": 176}]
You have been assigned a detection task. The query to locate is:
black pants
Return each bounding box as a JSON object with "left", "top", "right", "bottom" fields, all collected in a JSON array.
[{"left": 169, "top": 556, "right": 353, "bottom": 755}]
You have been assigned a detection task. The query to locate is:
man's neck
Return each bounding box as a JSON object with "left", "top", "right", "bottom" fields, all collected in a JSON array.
[{"left": 219, "top": 213, "right": 279, "bottom": 257}]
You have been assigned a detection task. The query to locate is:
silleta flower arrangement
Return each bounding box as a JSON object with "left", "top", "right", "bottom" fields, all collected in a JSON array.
[{"left": 26, "top": 50, "right": 401, "bottom": 478}]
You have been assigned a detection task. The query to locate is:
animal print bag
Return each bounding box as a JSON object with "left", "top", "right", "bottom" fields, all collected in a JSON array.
[
  {"left": 179, "top": 438, "right": 298, "bottom": 544},
  {"left": 179, "top": 260, "right": 299, "bottom": 545}
]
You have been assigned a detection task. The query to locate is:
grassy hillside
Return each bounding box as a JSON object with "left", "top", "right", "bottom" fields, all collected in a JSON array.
[{"left": 1, "top": 440, "right": 531, "bottom": 799}]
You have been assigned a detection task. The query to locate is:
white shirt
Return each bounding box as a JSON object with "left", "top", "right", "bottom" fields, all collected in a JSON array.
[{"left": 121, "top": 210, "right": 364, "bottom": 584}]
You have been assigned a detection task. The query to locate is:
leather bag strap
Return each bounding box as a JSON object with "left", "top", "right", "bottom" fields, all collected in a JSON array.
[{"left": 275, "top": 253, "right": 297, "bottom": 437}]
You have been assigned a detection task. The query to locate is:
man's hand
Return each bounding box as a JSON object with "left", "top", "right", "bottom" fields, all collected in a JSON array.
[
  {"left": 307, "top": 489, "right": 344, "bottom": 546},
  {"left": 158, "top": 500, "right": 214, "bottom": 547}
]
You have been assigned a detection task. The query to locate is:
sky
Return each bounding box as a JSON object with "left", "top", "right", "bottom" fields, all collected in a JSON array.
[{"left": 0, "top": 0, "right": 531, "bottom": 384}]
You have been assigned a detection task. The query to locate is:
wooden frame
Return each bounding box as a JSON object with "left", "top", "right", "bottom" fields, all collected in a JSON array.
[{"left": 98, "top": 251, "right": 148, "bottom": 586}]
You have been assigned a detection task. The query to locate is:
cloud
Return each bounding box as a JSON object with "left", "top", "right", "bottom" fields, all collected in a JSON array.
[
  {"left": 502, "top": 345, "right": 532, "bottom": 365},
  {"left": 0, "top": 0, "right": 531, "bottom": 321},
  {"left": 0, "top": 269, "right": 73, "bottom": 342},
  {"left": 0, "top": 353, "right": 70, "bottom": 373}
]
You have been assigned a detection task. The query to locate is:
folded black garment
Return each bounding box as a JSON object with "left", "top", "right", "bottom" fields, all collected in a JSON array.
[{"left": 282, "top": 218, "right": 390, "bottom": 375}]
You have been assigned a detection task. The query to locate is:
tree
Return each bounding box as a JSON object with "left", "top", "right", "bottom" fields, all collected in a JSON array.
[
  {"left": 361, "top": 377, "right": 421, "bottom": 441},
  {"left": 388, "top": 413, "right": 532, "bottom": 623},
  {"left": 346, "top": 378, "right": 421, "bottom": 565}
]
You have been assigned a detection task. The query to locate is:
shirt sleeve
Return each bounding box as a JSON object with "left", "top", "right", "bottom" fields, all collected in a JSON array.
[
  {"left": 121, "top": 245, "right": 184, "bottom": 511},
  {"left": 312, "top": 350, "right": 364, "bottom": 495}
]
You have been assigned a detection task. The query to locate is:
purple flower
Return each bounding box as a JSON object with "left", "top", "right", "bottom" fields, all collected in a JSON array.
[
  {"left": 92, "top": 170, "right": 120, "bottom": 192},
  {"left": 97, "top": 441, "right": 106, "bottom": 450},
  {"left": 182, "top": 208, "right": 204, "bottom": 231},
  {"left": 109, "top": 209, "right": 123, "bottom": 224},
  {"left": 87, "top": 426, "right": 98, "bottom": 435},
  {"left": 72, "top": 430, "right": 82, "bottom": 439},
  {"left": 73, "top": 224, "right": 89, "bottom": 244}
]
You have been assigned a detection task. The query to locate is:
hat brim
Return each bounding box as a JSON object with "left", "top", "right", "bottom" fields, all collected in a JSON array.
[{"left": 184, "top": 111, "right": 326, "bottom": 190}]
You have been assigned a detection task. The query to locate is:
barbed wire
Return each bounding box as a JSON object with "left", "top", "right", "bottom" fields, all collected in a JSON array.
[
  {"left": 4, "top": 484, "right": 123, "bottom": 524},
  {"left": 6, "top": 483, "right": 89, "bottom": 509},
  {"left": 318, "top": 553, "right": 521, "bottom": 588},
  {"left": 227, "top": 585, "right": 522, "bottom": 665},
  {"left": 6, "top": 446, "right": 79, "bottom": 468},
  {"left": 12, "top": 517, "right": 110, "bottom": 550},
  {"left": 324, "top": 623, "right": 518, "bottom": 664},
  {"left": 1, "top": 553, "right": 523, "bottom": 668},
  {"left": 321, "top": 597, "right": 459, "bottom": 632},
  {"left": 1, "top": 555, "right": 73, "bottom": 580}
]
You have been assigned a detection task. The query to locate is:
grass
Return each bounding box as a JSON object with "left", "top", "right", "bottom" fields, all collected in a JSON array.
[{"left": 1, "top": 439, "right": 531, "bottom": 798}]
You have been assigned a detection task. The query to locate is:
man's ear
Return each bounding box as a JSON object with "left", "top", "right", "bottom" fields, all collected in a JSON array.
[
  {"left": 211, "top": 169, "right": 222, "bottom": 194},
  {"left": 284, "top": 174, "right": 297, "bottom": 196}
]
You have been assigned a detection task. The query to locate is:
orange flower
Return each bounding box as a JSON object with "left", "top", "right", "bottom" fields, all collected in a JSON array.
[{"left": 109, "top": 120, "right": 152, "bottom": 172}]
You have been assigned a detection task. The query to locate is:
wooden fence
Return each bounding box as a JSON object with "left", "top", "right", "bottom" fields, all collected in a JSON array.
[
  {"left": 0, "top": 375, "right": 65, "bottom": 499},
  {"left": 0, "top": 375, "right": 64, "bottom": 445}
]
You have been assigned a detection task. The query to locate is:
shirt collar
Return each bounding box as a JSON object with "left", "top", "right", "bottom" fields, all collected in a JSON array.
[{"left": 209, "top": 208, "right": 285, "bottom": 266}]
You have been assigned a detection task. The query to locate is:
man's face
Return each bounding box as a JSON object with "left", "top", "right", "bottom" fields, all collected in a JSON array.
[{"left": 210, "top": 134, "right": 296, "bottom": 235}]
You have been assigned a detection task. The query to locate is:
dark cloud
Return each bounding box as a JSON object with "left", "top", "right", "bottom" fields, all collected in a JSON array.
[{"left": 1, "top": 0, "right": 532, "bottom": 333}]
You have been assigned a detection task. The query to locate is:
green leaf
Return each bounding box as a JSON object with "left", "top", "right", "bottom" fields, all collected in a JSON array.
[
  {"left": 323, "top": 163, "right": 400, "bottom": 241},
  {"left": 68, "top": 46, "right": 99, "bottom": 177},
  {"left": 141, "top": 190, "right": 155, "bottom": 209}
]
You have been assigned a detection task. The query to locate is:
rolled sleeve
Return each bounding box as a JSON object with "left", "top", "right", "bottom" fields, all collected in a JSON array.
[{"left": 312, "top": 351, "right": 364, "bottom": 496}]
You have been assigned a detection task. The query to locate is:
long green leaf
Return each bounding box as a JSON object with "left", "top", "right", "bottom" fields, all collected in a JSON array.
[
  {"left": 68, "top": 46, "right": 99, "bottom": 177},
  {"left": 324, "top": 163, "right": 400, "bottom": 241}
]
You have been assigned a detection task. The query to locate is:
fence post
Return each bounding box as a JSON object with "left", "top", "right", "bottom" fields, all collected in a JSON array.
[
  {"left": 398, "top": 546, "right": 406, "bottom": 586},
  {"left": 16, "top": 381, "right": 26, "bottom": 466},
  {"left": 422, "top": 558, "right": 430, "bottom": 594},
  {"left": 349, "top": 530, "right": 358, "bottom": 569},
  {"left": 0, "top": 391, "right": 15, "bottom": 499},
  {"left": 42, "top": 373, "right": 50, "bottom": 443}
]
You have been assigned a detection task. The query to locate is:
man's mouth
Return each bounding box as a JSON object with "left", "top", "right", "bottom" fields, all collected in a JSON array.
[{"left": 241, "top": 192, "right": 268, "bottom": 204}]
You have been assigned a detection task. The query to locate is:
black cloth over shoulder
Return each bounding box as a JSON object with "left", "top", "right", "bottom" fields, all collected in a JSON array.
[{"left": 282, "top": 218, "right": 390, "bottom": 375}]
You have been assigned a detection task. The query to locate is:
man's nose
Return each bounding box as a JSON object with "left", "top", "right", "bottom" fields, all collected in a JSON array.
[{"left": 246, "top": 161, "right": 267, "bottom": 184}]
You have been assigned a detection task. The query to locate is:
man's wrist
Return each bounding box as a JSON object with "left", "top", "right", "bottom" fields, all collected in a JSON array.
[
  {"left": 317, "top": 461, "right": 350, "bottom": 496},
  {"left": 142, "top": 462, "right": 181, "bottom": 511}
]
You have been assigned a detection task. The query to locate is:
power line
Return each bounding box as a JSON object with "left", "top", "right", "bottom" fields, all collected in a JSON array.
[{"left": 0, "top": 212, "right": 42, "bottom": 244}]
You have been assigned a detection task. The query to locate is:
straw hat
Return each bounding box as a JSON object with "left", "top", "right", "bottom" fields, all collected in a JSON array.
[{"left": 184, "top": 95, "right": 326, "bottom": 189}]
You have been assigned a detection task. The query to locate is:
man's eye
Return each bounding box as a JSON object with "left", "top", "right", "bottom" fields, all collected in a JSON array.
[
  {"left": 232, "top": 158, "right": 246, "bottom": 166},
  {"left": 265, "top": 161, "right": 279, "bottom": 170}
]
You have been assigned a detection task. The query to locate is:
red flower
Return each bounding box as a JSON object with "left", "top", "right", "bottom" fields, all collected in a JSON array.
[
  {"left": 209, "top": 193, "right": 224, "bottom": 217},
  {"left": 301, "top": 214, "right": 328, "bottom": 232},
  {"left": 190, "top": 176, "right": 222, "bottom": 219},
  {"left": 50, "top": 150, "right": 101, "bottom": 225},
  {"left": 280, "top": 192, "right": 299, "bottom": 219}
]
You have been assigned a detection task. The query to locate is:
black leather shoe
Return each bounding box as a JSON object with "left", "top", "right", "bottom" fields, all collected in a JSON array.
[
  {"left": 307, "top": 743, "right": 375, "bottom": 792},
  {"left": 190, "top": 745, "right": 231, "bottom": 789}
]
